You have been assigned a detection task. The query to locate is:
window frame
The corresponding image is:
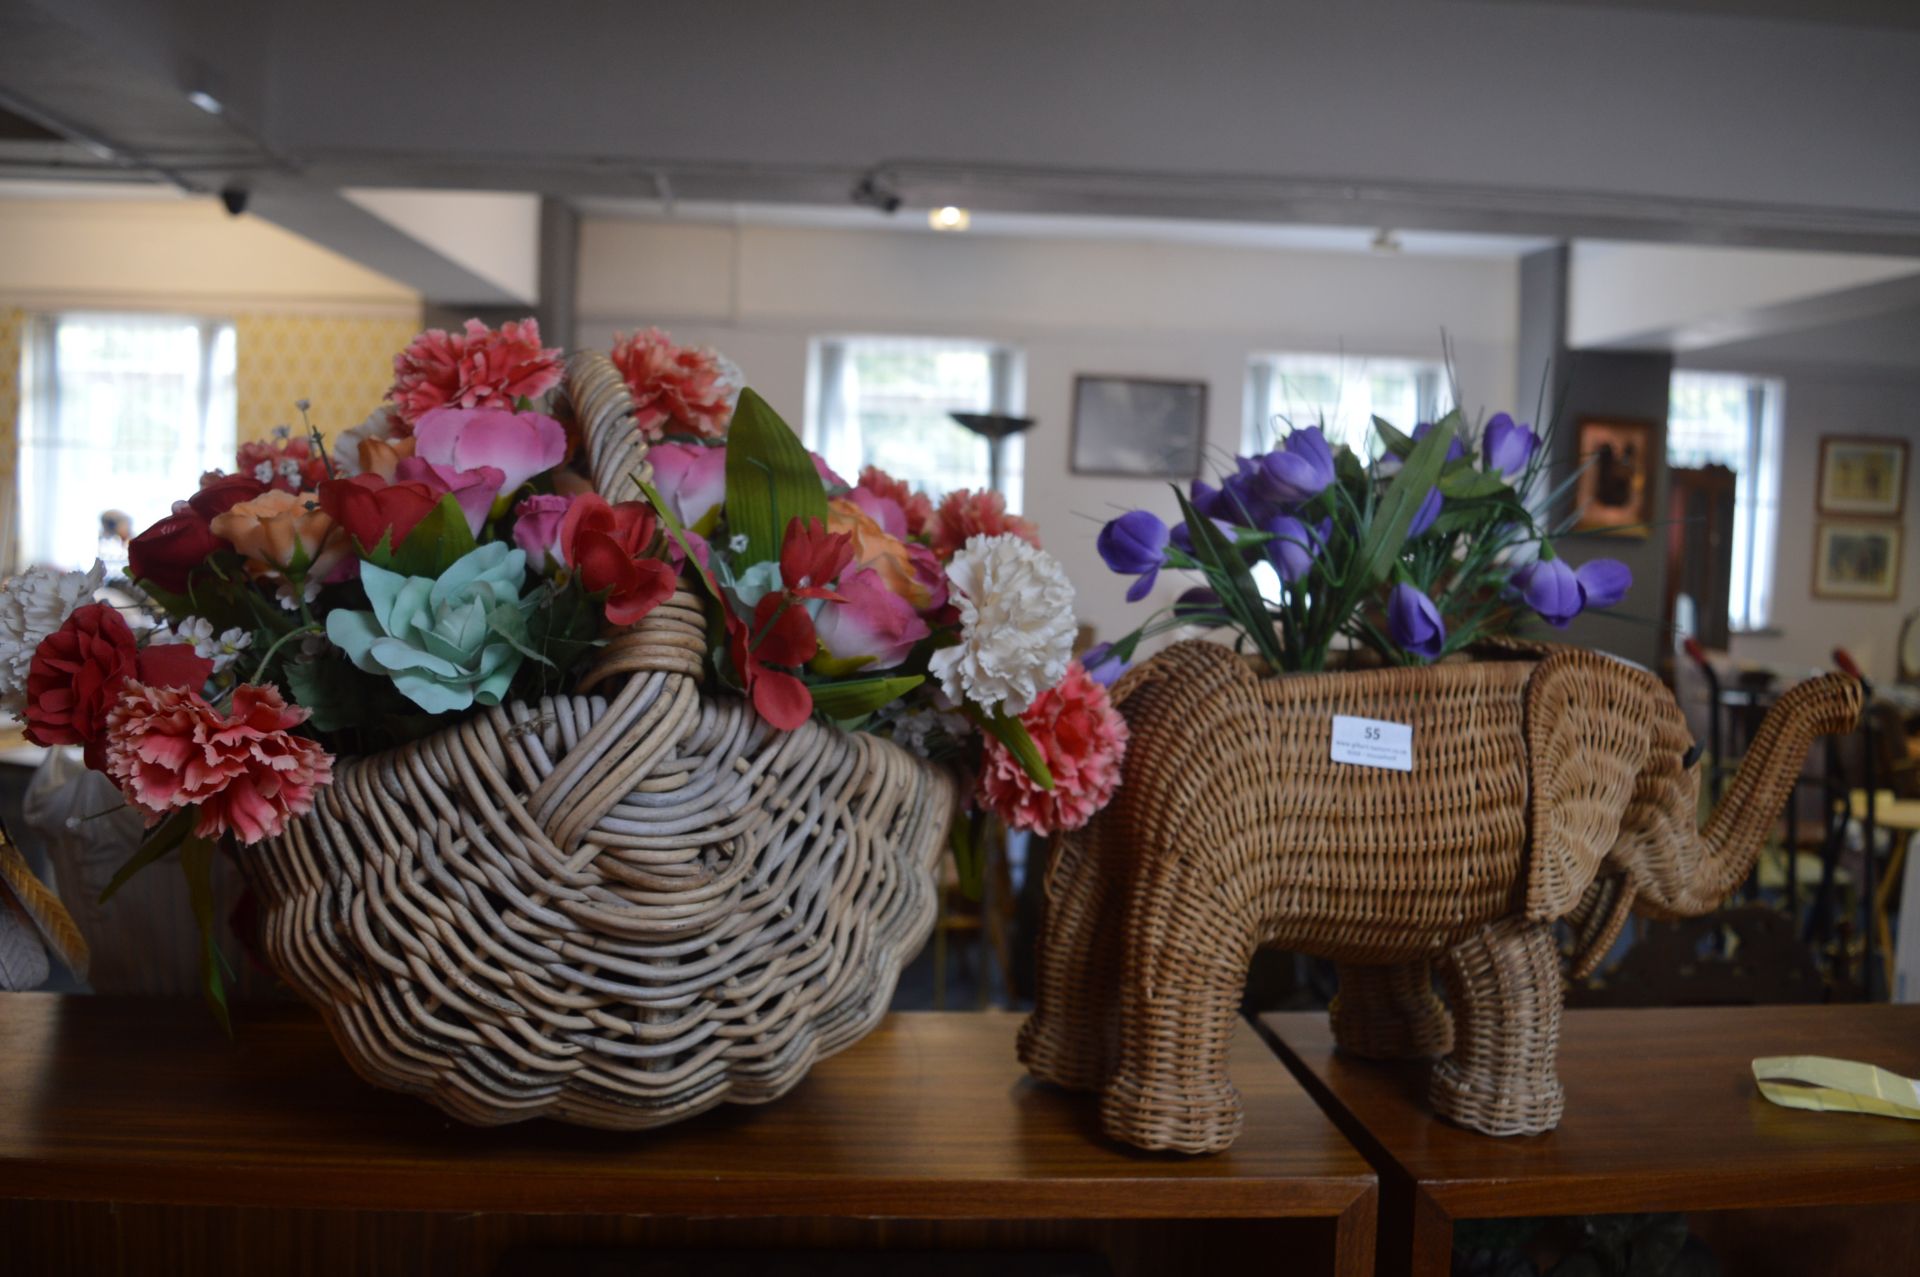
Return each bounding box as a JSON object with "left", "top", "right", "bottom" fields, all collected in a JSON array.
[
  {"left": 1666, "top": 368, "right": 1784, "bottom": 635},
  {"left": 806, "top": 334, "right": 1026, "bottom": 509},
  {"left": 1244, "top": 350, "right": 1452, "bottom": 457},
  {"left": 18, "top": 310, "right": 238, "bottom": 572}
]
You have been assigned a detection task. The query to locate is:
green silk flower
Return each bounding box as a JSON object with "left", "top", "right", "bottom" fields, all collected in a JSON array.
[{"left": 326, "top": 542, "right": 533, "bottom": 715}]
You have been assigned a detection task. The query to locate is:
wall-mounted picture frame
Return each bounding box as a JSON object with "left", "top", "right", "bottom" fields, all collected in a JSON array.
[
  {"left": 1817, "top": 435, "right": 1908, "bottom": 518},
  {"left": 1573, "top": 418, "right": 1654, "bottom": 537},
  {"left": 1812, "top": 520, "right": 1903, "bottom": 602},
  {"left": 1069, "top": 375, "right": 1206, "bottom": 479}
]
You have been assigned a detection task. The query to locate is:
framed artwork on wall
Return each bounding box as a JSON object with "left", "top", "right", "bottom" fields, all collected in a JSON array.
[
  {"left": 1069, "top": 375, "right": 1206, "bottom": 479},
  {"left": 1812, "top": 521, "right": 1903, "bottom": 601},
  {"left": 1817, "top": 436, "right": 1908, "bottom": 517},
  {"left": 1573, "top": 418, "right": 1654, "bottom": 537}
]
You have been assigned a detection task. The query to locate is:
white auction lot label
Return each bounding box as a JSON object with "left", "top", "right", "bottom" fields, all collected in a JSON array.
[{"left": 1329, "top": 715, "right": 1413, "bottom": 772}]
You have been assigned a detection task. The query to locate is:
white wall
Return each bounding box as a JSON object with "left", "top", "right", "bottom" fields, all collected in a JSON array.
[
  {"left": 1680, "top": 361, "right": 1920, "bottom": 682},
  {"left": 577, "top": 219, "right": 1518, "bottom": 642},
  {"left": 0, "top": 196, "right": 419, "bottom": 314}
]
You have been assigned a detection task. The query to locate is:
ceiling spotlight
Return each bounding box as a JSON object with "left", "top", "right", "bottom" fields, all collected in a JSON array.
[
  {"left": 186, "top": 89, "right": 224, "bottom": 116},
  {"left": 928, "top": 206, "right": 970, "bottom": 232},
  {"left": 1370, "top": 227, "right": 1403, "bottom": 254},
  {"left": 851, "top": 171, "right": 903, "bottom": 215}
]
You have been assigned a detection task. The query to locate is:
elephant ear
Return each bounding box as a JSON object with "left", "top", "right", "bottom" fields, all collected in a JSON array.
[{"left": 1523, "top": 650, "right": 1653, "bottom": 922}]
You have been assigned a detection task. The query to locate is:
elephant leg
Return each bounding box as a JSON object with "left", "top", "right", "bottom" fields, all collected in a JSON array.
[
  {"left": 1430, "top": 917, "right": 1567, "bottom": 1136},
  {"left": 1330, "top": 961, "right": 1453, "bottom": 1060},
  {"left": 1018, "top": 831, "right": 1124, "bottom": 1092},
  {"left": 1099, "top": 857, "right": 1255, "bottom": 1154}
]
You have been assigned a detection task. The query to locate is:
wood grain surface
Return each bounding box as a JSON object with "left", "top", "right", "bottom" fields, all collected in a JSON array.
[
  {"left": 1261, "top": 1004, "right": 1920, "bottom": 1276},
  {"left": 0, "top": 995, "right": 1372, "bottom": 1223}
]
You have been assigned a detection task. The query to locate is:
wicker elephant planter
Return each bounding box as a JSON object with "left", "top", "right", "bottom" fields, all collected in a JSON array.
[
  {"left": 1018, "top": 639, "right": 1859, "bottom": 1153},
  {"left": 243, "top": 355, "right": 957, "bottom": 1130}
]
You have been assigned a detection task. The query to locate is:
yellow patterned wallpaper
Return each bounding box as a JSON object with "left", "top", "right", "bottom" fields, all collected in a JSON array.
[
  {"left": 0, "top": 308, "right": 21, "bottom": 485},
  {"left": 233, "top": 313, "right": 422, "bottom": 444},
  {"left": 0, "top": 308, "right": 23, "bottom": 572}
]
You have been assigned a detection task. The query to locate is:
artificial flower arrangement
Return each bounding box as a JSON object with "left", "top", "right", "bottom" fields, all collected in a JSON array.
[
  {"left": 1091, "top": 407, "right": 1632, "bottom": 676},
  {"left": 0, "top": 319, "right": 1123, "bottom": 1014}
]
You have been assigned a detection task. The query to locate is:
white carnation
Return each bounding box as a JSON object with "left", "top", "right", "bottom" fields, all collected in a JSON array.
[
  {"left": 0, "top": 560, "right": 107, "bottom": 713},
  {"left": 929, "top": 534, "right": 1076, "bottom": 716},
  {"left": 330, "top": 404, "right": 405, "bottom": 477}
]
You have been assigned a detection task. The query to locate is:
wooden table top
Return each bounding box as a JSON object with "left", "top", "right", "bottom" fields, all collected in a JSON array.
[
  {"left": 0, "top": 996, "right": 1372, "bottom": 1220},
  {"left": 1261, "top": 1004, "right": 1920, "bottom": 1220}
]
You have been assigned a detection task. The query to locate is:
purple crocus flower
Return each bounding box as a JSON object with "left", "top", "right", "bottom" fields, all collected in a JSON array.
[
  {"left": 1253, "top": 426, "right": 1336, "bottom": 507},
  {"left": 1482, "top": 413, "right": 1540, "bottom": 477},
  {"left": 1190, "top": 478, "right": 1229, "bottom": 522},
  {"left": 1099, "top": 510, "right": 1172, "bottom": 602},
  {"left": 1408, "top": 487, "right": 1443, "bottom": 537},
  {"left": 1574, "top": 558, "right": 1632, "bottom": 609},
  {"left": 1514, "top": 557, "right": 1584, "bottom": 627},
  {"left": 1263, "top": 514, "right": 1330, "bottom": 584},
  {"left": 1411, "top": 420, "right": 1466, "bottom": 464},
  {"left": 1387, "top": 583, "right": 1447, "bottom": 660},
  {"left": 1081, "top": 641, "right": 1129, "bottom": 688},
  {"left": 1173, "top": 586, "right": 1221, "bottom": 617}
]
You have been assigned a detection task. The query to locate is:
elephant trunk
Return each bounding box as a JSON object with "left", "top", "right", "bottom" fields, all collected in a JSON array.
[{"left": 1628, "top": 672, "right": 1862, "bottom": 919}]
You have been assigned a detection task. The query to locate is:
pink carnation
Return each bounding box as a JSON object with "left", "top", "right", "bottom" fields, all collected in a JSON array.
[
  {"left": 104, "top": 681, "right": 334, "bottom": 846},
  {"left": 857, "top": 466, "right": 933, "bottom": 538},
  {"left": 387, "top": 318, "right": 564, "bottom": 424},
  {"left": 234, "top": 435, "right": 328, "bottom": 495},
  {"left": 976, "top": 662, "right": 1128, "bottom": 835},
  {"left": 929, "top": 488, "right": 1041, "bottom": 561},
  {"left": 609, "top": 327, "right": 741, "bottom": 442}
]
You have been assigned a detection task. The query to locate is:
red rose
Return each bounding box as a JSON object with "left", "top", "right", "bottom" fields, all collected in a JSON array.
[
  {"left": 189, "top": 473, "right": 269, "bottom": 521},
  {"left": 23, "top": 603, "right": 213, "bottom": 770},
  {"left": 558, "top": 494, "right": 677, "bottom": 626},
  {"left": 317, "top": 474, "right": 441, "bottom": 554},
  {"left": 127, "top": 510, "right": 224, "bottom": 595}
]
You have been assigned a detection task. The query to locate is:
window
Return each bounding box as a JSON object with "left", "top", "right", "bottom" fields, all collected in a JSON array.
[
  {"left": 1667, "top": 371, "right": 1783, "bottom": 632},
  {"left": 20, "top": 313, "right": 237, "bottom": 571},
  {"left": 1244, "top": 352, "right": 1452, "bottom": 457},
  {"left": 808, "top": 337, "right": 1024, "bottom": 510}
]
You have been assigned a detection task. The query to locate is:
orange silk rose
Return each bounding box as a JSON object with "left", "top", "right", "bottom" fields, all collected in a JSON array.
[
  {"left": 209, "top": 489, "right": 350, "bottom": 586},
  {"left": 358, "top": 433, "right": 417, "bottom": 481},
  {"left": 827, "top": 497, "right": 926, "bottom": 608}
]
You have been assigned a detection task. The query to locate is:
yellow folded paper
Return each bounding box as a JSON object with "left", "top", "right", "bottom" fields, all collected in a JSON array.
[{"left": 1753, "top": 1055, "right": 1920, "bottom": 1122}]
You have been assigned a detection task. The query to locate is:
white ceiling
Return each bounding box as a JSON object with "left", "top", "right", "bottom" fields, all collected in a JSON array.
[{"left": 571, "top": 199, "right": 1557, "bottom": 260}]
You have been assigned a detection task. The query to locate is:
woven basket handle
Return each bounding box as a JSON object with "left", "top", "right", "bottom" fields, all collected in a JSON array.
[{"left": 560, "top": 350, "right": 705, "bottom": 685}]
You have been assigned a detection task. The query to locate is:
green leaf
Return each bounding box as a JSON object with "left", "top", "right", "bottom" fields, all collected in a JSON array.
[
  {"left": 1438, "top": 467, "right": 1512, "bottom": 500},
  {"left": 1175, "top": 488, "right": 1287, "bottom": 670},
  {"left": 1349, "top": 413, "right": 1455, "bottom": 592},
  {"left": 723, "top": 387, "right": 829, "bottom": 565},
  {"left": 99, "top": 807, "right": 194, "bottom": 903},
  {"left": 179, "top": 836, "right": 230, "bottom": 1037},
  {"left": 284, "top": 654, "right": 361, "bottom": 732},
  {"left": 973, "top": 707, "right": 1054, "bottom": 790},
  {"left": 1372, "top": 416, "right": 1415, "bottom": 458},
  {"left": 810, "top": 674, "right": 924, "bottom": 720},
  {"left": 389, "top": 495, "right": 477, "bottom": 580},
  {"left": 486, "top": 598, "right": 551, "bottom": 667}
]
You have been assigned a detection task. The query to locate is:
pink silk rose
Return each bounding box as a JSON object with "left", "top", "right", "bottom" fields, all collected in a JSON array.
[
  {"left": 811, "top": 567, "right": 931, "bottom": 676},
  {"left": 393, "top": 456, "right": 506, "bottom": 536},
  {"left": 512, "top": 493, "right": 573, "bottom": 572},
  {"left": 413, "top": 407, "right": 568, "bottom": 505},
  {"left": 649, "top": 442, "right": 728, "bottom": 533},
  {"left": 846, "top": 484, "right": 907, "bottom": 538}
]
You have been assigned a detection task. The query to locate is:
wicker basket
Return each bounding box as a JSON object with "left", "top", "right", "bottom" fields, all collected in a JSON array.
[
  {"left": 243, "top": 353, "right": 957, "bottom": 1130},
  {"left": 1018, "top": 638, "right": 1858, "bottom": 1153}
]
